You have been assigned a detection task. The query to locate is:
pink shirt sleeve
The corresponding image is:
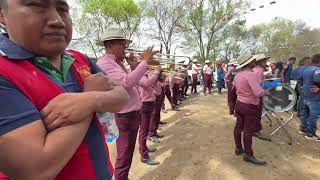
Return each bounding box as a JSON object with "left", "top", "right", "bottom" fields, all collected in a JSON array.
[
  {"left": 225, "top": 66, "right": 234, "bottom": 80},
  {"left": 247, "top": 75, "right": 267, "bottom": 97},
  {"left": 98, "top": 58, "right": 148, "bottom": 88}
]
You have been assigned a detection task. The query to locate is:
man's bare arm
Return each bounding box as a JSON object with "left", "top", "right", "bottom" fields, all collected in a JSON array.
[{"left": 0, "top": 90, "right": 129, "bottom": 179}]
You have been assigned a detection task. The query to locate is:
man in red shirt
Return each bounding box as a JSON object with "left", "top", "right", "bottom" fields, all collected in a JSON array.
[{"left": 0, "top": 0, "right": 129, "bottom": 179}]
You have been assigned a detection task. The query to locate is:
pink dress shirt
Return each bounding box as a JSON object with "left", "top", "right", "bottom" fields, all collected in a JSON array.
[
  {"left": 192, "top": 64, "right": 200, "bottom": 75},
  {"left": 139, "top": 71, "right": 160, "bottom": 103},
  {"left": 234, "top": 68, "right": 267, "bottom": 105},
  {"left": 171, "top": 72, "right": 181, "bottom": 87},
  {"left": 164, "top": 77, "right": 171, "bottom": 86},
  {"left": 203, "top": 65, "right": 212, "bottom": 75},
  {"left": 97, "top": 54, "right": 148, "bottom": 113},
  {"left": 153, "top": 81, "right": 163, "bottom": 96},
  {"left": 252, "top": 66, "right": 264, "bottom": 84},
  {"left": 225, "top": 66, "right": 235, "bottom": 81}
]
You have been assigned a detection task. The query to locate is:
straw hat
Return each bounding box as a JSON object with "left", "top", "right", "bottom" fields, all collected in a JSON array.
[
  {"left": 255, "top": 53, "right": 270, "bottom": 62},
  {"left": 97, "top": 27, "right": 132, "bottom": 46},
  {"left": 236, "top": 54, "right": 255, "bottom": 70},
  {"left": 192, "top": 59, "right": 198, "bottom": 63},
  {"left": 228, "top": 58, "right": 238, "bottom": 65}
]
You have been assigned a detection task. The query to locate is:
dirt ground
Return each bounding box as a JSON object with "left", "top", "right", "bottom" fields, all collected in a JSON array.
[{"left": 107, "top": 90, "right": 320, "bottom": 180}]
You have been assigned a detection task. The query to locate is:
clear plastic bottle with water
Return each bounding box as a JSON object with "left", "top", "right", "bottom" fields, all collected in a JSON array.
[{"left": 97, "top": 112, "right": 119, "bottom": 143}]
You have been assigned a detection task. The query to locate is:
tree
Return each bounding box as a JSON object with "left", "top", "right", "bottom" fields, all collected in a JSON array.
[
  {"left": 144, "top": 0, "right": 187, "bottom": 55},
  {"left": 215, "top": 19, "right": 260, "bottom": 62},
  {"left": 70, "top": 0, "right": 144, "bottom": 58},
  {"left": 250, "top": 18, "right": 312, "bottom": 61},
  {"left": 180, "top": 0, "right": 248, "bottom": 62}
]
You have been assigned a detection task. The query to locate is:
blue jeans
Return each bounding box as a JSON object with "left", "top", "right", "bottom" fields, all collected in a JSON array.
[
  {"left": 300, "top": 99, "right": 320, "bottom": 135},
  {"left": 297, "top": 92, "right": 304, "bottom": 116}
]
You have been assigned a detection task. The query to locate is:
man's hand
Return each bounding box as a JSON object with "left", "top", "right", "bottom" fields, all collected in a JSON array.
[
  {"left": 126, "top": 53, "right": 139, "bottom": 69},
  {"left": 41, "top": 93, "right": 96, "bottom": 131},
  {"left": 265, "top": 89, "right": 271, "bottom": 96},
  {"left": 84, "top": 73, "right": 114, "bottom": 92},
  {"left": 310, "top": 86, "right": 320, "bottom": 93},
  {"left": 141, "top": 47, "right": 158, "bottom": 64},
  {"left": 156, "top": 65, "right": 162, "bottom": 72}
]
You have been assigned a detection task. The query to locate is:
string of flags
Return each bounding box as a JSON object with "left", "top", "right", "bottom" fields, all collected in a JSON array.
[
  {"left": 245, "top": 1, "right": 277, "bottom": 14},
  {"left": 221, "top": 1, "right": 277, "bottom": 22}
]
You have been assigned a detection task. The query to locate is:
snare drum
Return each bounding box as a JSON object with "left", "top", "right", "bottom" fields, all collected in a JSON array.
[{"left": 262, "top": 83, "right": 297, "bottom": 112}]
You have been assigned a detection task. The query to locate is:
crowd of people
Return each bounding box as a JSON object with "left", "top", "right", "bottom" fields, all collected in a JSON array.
[
  {"left": 224, "top": 53, "right": 320, "bottom": 166},
  {"left": 0, "top": 1, "right": 218, "bottom": 179}
]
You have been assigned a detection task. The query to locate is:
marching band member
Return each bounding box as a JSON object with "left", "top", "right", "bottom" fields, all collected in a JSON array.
[
  {"left": 138, "top": 68, "right": 161, "bottom": 165},
  {"left": 225, "top": 60, "right": 238, "bottom": 115},
  {"left": 172, "top": 70, "right": 184, "bottom": 108},
  {"left": 179, "top": 66, "right": 187, "bottom": 101},
  {"left": 252, "top": 54, "right": 271, "bottom": 141},
  {"left": 149, "top": 74, "right": 166, "bottom": 141},
  {"left": 183, "top": 64, "right": 192, "bottom": 97},
  {"left": 162, "top": 76, "right": 179, "bottom": 112},
  {"left": 97, "top": 28, "right": 157, "bottom": 179},
  {"left": 203, "top": 60, "right": 213, "bottom": 95},
  {"left": 233, "top": 55, "right": 270, "bottom": 165},
  {"left": 191, "top": 59, "right": 200, "bottom": 94}
]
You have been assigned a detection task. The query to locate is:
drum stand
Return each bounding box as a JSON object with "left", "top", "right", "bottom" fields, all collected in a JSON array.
[{"left": 261, "top": 110, "right": 294, "bottom": 145}]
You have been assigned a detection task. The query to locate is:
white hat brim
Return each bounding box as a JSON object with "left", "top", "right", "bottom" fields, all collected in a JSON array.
[
  {"left": 236, "top": 56, "right": 255, "bottom": 70},
  {"left": 256, "top": 56, "right": 271, "bottom": 62},
  {"left": 96, "top": 37, "right": 133, "bottom": 46}
]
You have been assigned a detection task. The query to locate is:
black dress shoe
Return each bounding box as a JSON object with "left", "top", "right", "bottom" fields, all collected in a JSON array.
[
  {"left": 141, "top": 158, "right": 160, "bottom": 165},
  {"left": 147, "top": 147, "right": 157, "bottom": 153},
  {"left": 243, "top": 154, "right": 266, "bottom": 165},
  {"left": 235, "top": 148, "right": 244, "bottom": 155},
  {"left": 253, "top": 132, "right": 270, "bottom": 141},
  {"left": 171, "top": 107, "right": 180, "bottom": 111},
  {"left": 154, "top": 133, "right": 164, "bottom": 138},
  {"left": 159, "top": 121, "right": 167, "bottom": 125}
]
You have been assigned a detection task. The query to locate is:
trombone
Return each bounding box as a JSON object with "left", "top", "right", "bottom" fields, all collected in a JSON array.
[
  {"left": 126, "top": 48, "right": 191, "bottom": 78},
  {"left": 126, "top": 48, "right": 191, "bottom": 65}
]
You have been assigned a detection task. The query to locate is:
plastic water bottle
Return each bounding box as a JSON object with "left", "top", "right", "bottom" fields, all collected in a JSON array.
[{"left": 97, "top": 112, "right": 119, "bottom": 143}]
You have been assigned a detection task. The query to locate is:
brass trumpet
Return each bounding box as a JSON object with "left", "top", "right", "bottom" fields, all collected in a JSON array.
[
  {"left": 126, "top": 48, "right": 192, "bottom": 78},
  {"left": 126, "top": 48, "right": 191, "bottom": 64}
]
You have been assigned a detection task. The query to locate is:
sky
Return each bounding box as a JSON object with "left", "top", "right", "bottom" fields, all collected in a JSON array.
[
  {"left": 244, "top": 0, "right": 320, "bottom": 28},
  {"left": 68, "top": 0, "right": 320, "bottom": 57},
  {"left": 69, "top": 0, "right": 320, "bottom": 28}
]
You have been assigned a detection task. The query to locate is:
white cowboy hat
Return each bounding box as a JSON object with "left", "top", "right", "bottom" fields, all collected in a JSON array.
[
  {"left": 97, "top": 27, "right": 132, "bottom": 46},
  {"left": 236, "top": 54, "right": 255, "bottom": 70},
  {"left": 255, "top": 53, "right": 271, "bottom": 62},
  {"left": 192, "top": 59, "right": 198, "bottom": 63},
  {"left": 228, "top": 58, "right": 238, "bottom": 65},
  {"left": 205, "top": 60, "right": 211, "bottom": 64}
]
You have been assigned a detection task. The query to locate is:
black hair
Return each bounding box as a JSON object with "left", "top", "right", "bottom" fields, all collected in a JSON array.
[
  {"left": 288, "top": 57, "right": 296, "bottom": 61},
  {"left": 311, "top": 54, "right": 320, "bottom": 65},
  {"left": 275, "top": 61, "right": 283, "bottom": 71},
  {"left": 298, "top": 57, "right": 311, "bottom": 66}
]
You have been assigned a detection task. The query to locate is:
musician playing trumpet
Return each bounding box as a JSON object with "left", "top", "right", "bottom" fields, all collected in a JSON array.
[{"left": 96, "top": 27, "right": 158, "bottom": 180}]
